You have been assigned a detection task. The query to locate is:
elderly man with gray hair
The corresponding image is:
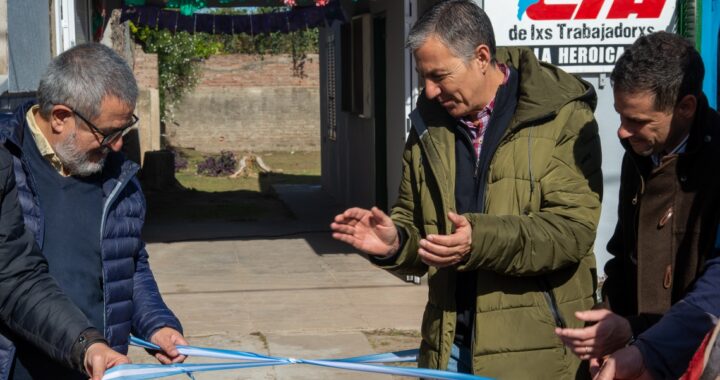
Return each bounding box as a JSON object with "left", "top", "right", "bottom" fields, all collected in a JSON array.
[
  {"left": 0, "top": 42, "right": 186, "bottom": 379},
  {"left": 331, "top": 0, "right": 602, "bottom": 378}
]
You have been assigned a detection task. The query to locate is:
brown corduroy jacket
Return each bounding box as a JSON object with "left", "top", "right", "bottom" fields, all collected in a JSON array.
[{"left": 603, "top": 94, "right": 720, "bottom": 335}]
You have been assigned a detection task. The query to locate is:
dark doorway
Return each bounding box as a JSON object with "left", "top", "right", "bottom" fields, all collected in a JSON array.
[{"left": 374, "top": 15, "right": 388, "bottom": 210}]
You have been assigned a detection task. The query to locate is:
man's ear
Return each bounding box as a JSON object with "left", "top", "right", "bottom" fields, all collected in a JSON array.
[
  {"left": 50, "top": 105, "right": 74, "bottom": 134},
  {"left": 675, "top": 94, "right": 698, "bottom": 121},
  {"left": 474, "top": 44, "right": 492, "bottom": 71}
]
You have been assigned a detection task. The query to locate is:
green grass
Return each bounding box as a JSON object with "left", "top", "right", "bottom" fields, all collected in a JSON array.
[
  {"left": 175, "top": 149, "right": 320, "bottom": 192},
  {"left": 145, "top": 149, "right": 320, "bottom": 223}
]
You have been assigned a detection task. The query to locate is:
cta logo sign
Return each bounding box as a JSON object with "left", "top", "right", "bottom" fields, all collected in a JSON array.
[
  {"left": 487, "top": 0, "right": 675, "bottom": 73},
  {"left": 518, "top": 0, "right": 667, "bottom": 21}
]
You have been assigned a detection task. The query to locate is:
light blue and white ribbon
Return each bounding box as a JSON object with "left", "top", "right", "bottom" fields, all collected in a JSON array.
[{"left": 102, "top": 337, "right": 492, "bottom": 380}]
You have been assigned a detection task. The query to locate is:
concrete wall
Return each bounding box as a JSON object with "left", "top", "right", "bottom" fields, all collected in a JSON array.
[
  {"left": 320, "top": 22, "right": 374, "bottom": 209},
  {"left": 378, "top": 0, "right": 415, "bottom": 211},
  {"left": 0, "top": 0, "right": 7, "bottom": 90},
  {"left": 320, "top": 0, "right": 442, "bottom": 209},
  {"left": 166, "top": 53, "right": 320, "bottom": 153},
  {"left": 129, "top": 44, "right": 161, "bottom": 165},
  {"left": 579, "top": 75, "right": 621, "bottom": 273},
  {"left": 7, "top": 0, "right": 51, "bottom": 92},
  {"left": 320, "top": 0, "right": 407, "bottom": 209},
  {"left": 124, "top": 87, "right": 161, "bottom": 165}
]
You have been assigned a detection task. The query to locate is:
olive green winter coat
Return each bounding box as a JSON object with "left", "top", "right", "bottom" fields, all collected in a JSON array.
[{"left": 377, "top": 47, "right": 602, "bottom": 379}]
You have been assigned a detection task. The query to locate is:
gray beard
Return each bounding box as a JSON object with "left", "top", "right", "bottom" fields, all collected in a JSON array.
[{"left": 53, "top": 131, "right": 108, "bottom": 177}]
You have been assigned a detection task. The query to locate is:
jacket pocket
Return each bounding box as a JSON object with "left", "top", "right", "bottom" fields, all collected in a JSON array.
[{"left": 541, "top": 278, "right": 567, "bottom": 329}]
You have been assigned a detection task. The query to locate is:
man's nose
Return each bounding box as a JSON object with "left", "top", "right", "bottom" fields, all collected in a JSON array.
[
  {"left": 108, "top": 136, "right": 124, "bottom": 152},
  {"left": 424, "top": 80, "right": 441, "bottom": 99},
  {"left": 617, "top": 124, "right": 633, "bottom": 140}
]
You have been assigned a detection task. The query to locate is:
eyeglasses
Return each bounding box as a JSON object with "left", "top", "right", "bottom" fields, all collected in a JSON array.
[{"left": 71, "top": 108, "right": 139, "bottom": 146}]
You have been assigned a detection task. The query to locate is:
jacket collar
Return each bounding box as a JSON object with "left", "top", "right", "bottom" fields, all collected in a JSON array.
[
  {"left": 495, "top": 47, "right": 597, "bottom": 128},
  {"left": 1, "top": 100, "right": 36, "bottom": 153},
  {"left": 683, "top": 94, "right": 716, "bottom": 156}
]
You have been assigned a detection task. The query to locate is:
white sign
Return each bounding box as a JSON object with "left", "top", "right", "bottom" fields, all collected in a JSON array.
[{"left": 484, "top": 0, "right": 676, "bottom": 73}]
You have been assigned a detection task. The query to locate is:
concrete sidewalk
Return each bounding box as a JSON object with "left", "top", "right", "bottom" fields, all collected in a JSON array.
[{"left": 132, "top": 185, "right": 428, "bottom": 379}]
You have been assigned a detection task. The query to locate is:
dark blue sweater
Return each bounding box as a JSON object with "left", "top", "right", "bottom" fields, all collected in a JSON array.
[{"left": 12, "top": 129, "right": 104, "bottom": 379}]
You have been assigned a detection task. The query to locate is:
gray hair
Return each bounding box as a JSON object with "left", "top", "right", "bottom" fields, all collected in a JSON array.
[
  {"left": 406, "top": 0, "right": 496, "bottom": 63},
  {"left": 37, "top": 43, "right": 138, "bottom": 120},
  {"left": 611, "top": 31, "right": 704, "bottom": 112}
]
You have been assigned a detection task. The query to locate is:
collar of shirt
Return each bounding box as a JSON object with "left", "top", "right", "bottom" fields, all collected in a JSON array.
[
  {"left": 458, "top": 63, "right": 510, "bottom": 159},
  {"left": 26, "top": 105, "right": 68, "bottom": 176},
  {"left": 651, "top": 134, "right": 690, "bottom": 167},
  {"left": 459, "top": 63, "right": 510, "bottom": 129}
]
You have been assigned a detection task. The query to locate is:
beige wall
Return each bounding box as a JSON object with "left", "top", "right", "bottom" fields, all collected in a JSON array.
[
  {"left": 167, "top": 53, "right": 320, "bottom": 153},
  {"left": 130, "top": 44, "right": 161, "bottom": 165},
  {"left": 133, "top": 43, "right": 158, "bottom": 89},
  {"left": 124, "top": 88, "right": 161, "bottom": 165},
  {"left": 0, "top": 0, "right": 7, "bottom": 77}
]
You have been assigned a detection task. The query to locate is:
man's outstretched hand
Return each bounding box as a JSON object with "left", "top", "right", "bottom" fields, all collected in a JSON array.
[{"left": 331, "top": 207, "right": 399, "bottom": 257}]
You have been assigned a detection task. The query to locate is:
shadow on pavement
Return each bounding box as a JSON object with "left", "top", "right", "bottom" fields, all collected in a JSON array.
[{"left": 142, "top": 182, "right": 347, "bottom": 248}]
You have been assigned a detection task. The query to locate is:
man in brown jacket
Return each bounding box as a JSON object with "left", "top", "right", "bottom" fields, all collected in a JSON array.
[{"left": 556, "top": 31, "right": 720, "bottom": 378}]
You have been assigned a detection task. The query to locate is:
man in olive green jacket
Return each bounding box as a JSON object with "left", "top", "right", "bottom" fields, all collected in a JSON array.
[{"left": 331, "top": 1, "right": 602, "bottom": 378}]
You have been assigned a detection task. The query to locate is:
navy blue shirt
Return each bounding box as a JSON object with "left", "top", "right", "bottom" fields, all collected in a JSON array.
[
  {"left": 453, "top": 67, "right": 519, "bottom": 349},
  {"left": 12, "top": 128, "right": 104, "bottom": 380}
]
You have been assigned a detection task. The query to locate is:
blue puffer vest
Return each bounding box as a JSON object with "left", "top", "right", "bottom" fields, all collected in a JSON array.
[{"left": 0, "top": 103, "right": 182, "bottom": 374}]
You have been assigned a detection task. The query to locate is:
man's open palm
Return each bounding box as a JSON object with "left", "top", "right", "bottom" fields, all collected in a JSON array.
[{"left": 331, "top": 207, "right": 399, "bottom": 257}]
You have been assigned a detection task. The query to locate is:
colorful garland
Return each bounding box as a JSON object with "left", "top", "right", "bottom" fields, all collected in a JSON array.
[
  {"left": 125, "top": 0, "right": 333, "bottom": 17},
  {"left": 284, "top": 0, "right": 331, "bottom": 6}
]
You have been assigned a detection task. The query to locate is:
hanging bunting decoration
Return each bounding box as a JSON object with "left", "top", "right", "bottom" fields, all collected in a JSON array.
[
  {"left": 124, "top": 0, "right": 333, "bottom": 16},
  {"left": 121, "top": 0, "right": 345, "bottom": 35}
]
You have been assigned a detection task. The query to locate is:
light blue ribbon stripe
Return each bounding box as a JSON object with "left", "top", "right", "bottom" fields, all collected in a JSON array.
[
  {"left": 328, "top": 348, "right": 418, "bottom": 363},
  {"left": 103, "top": 337, "right": 492, "bottom": 380},
  {"left": 303, "top": 359, "right": 493, "bottom": 380},
  {"left": 129, "top": 337, "right": 281, "bottom": 362},
  {"left": 103, "top": 362, "right": 281, "bottom": 380}
]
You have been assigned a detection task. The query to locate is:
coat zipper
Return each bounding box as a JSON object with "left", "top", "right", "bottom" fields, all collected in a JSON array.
[
  {"left": 543, "top": 290, "right": 566, "bottom": 328},
  {"left": 541, "top": 278, "right": 566, "bottom": 329},
  {"left": 456, "top": 124, "right": 481, "bottom": 179},
  {"left": 543, "top": 284, "right": 567, "bottom": 356},
  {"left": 99, "top": 165, "right": 139, "bottom": 340}
]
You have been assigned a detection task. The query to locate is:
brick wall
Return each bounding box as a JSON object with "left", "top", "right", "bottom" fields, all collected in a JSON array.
[
  {"left": 166, "top": 53, "right": 320, "bottom": 153},
  {"left": 197, "top": 54, "right": 319, "bottom": 88},
  {"left": 133, "top": 44, "right": 159, "bottom": 89}
]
